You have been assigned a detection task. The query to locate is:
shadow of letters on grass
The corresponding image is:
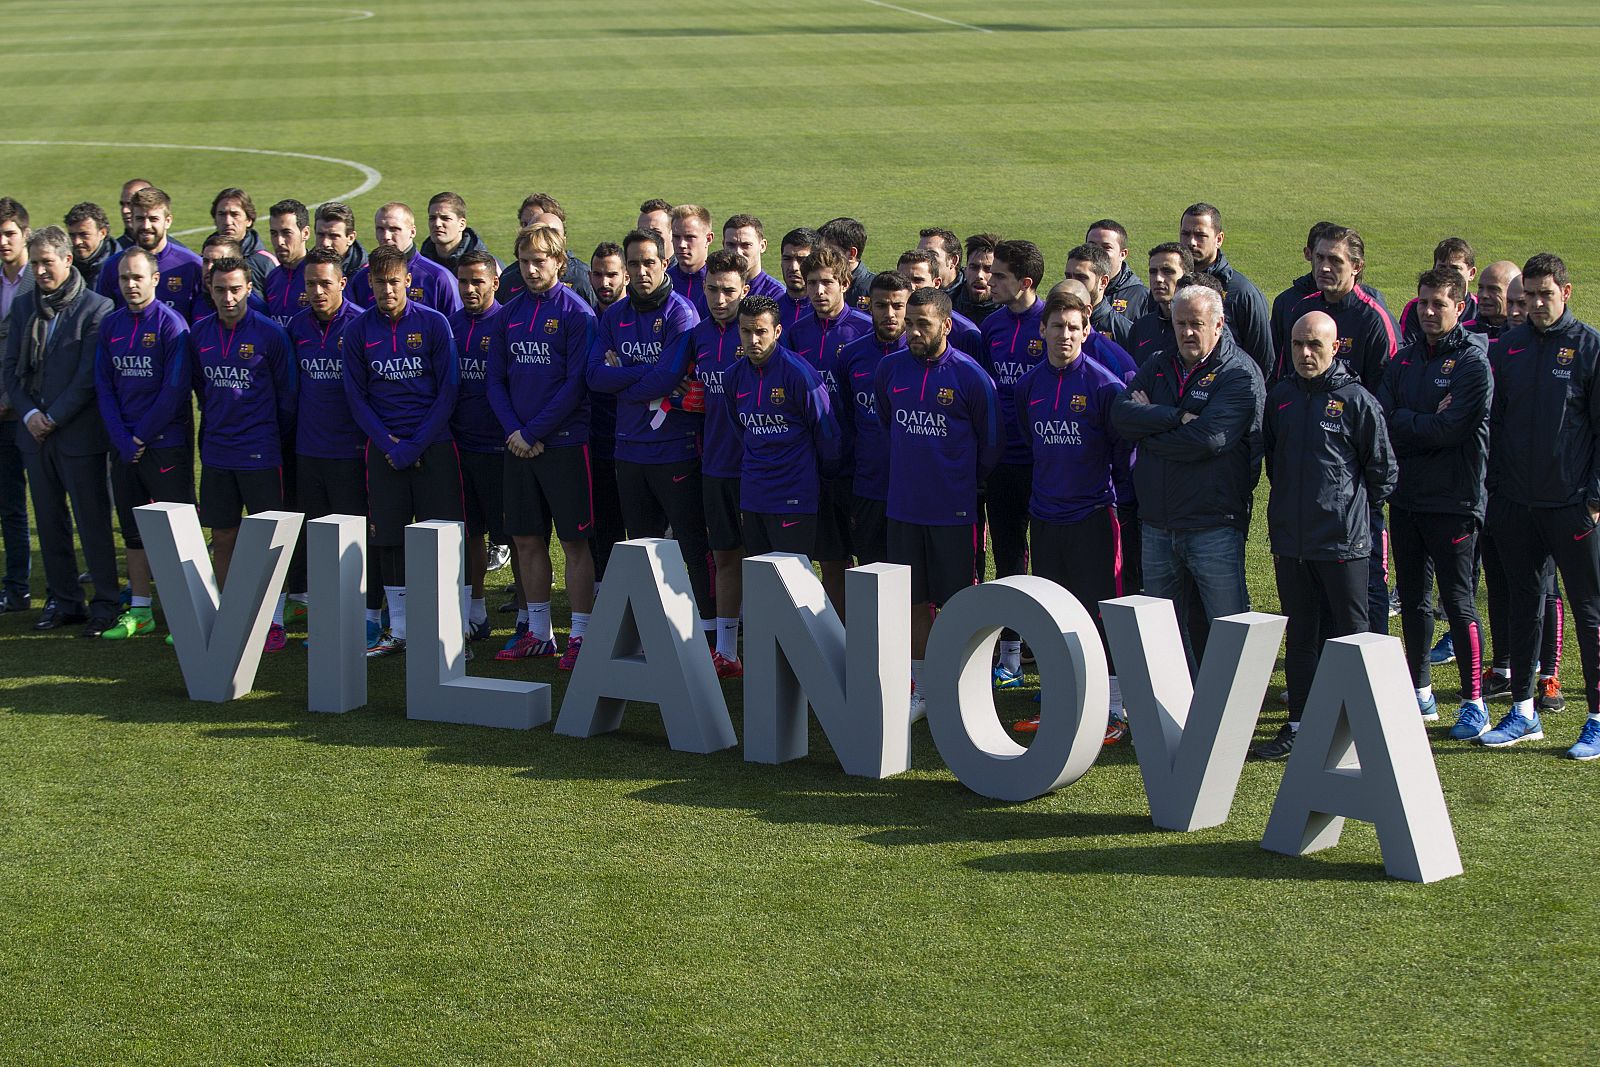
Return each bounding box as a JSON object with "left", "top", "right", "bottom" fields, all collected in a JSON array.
[{"left": 133, "top": 504, "right": 1462, "bottom": 882}]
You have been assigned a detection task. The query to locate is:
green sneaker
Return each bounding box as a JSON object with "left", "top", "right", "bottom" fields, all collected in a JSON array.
[
  {"left": 165, "top": 633, "right": 175, "bottom": 647},
  {"left": 102, "top": 608, "right": 154, "bottom": 640},
  {"left": 286, "top": 598, "right": 308, "bottom": 626}
]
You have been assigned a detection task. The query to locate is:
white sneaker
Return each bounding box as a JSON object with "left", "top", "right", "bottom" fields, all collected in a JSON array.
[{"left": 909, "top": 689, "right": 927, "bottom": 723}]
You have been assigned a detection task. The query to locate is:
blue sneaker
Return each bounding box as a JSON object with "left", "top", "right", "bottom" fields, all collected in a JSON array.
[
  {"left": 469, "top": 617, "right": 492, "bottom": 642},
  {"left": 1419, "top": 693, "right": 1439, "bottom": 722},
  {"left": 1429, "top": 633, "right": 1455, "bottom": 665},
  {"left": 1566, "top": 718, "right": 1600, "bottom": 761},
  {"left": 1448, "top": 703, "right": 1491, "bottom": 741},
  {"left": 501, "top": 620, "right": 528, "bottom": 654},
  {"left": 993, "top": 664, "right": 1024, "bottom": 690},
  {"left": 365, "top": 619, "right": 383, "bottom": 651},
  {"left": 1478, "top": 709, "right": 1544, "bottom": 748}
]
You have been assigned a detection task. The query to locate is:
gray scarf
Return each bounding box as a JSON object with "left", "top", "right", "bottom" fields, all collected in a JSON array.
[{"left": 22, "top": 267, "right": 84, "bottom": 397}]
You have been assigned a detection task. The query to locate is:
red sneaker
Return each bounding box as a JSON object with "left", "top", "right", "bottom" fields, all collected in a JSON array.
[
  {"left": 495, "top": 632, "right": 557, "bottom": 661},
  {"left": 1103, "top": 716, "right": 1129, "bottom": 745},
  {"left": 557, "top": 635, "right": 583, "bottom": 671},
  {"left": 263, "top": 622, "right": 287, "bottom": 653},
  {"left": 1012, "top": 716, "right": 1040, "bottom": 734},
  {"left": 711, "top": 650, "right": 744, "bottom": 679}
]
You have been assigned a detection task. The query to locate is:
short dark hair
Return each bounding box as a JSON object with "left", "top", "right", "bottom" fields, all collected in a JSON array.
[
  {"left": 206, "top": 255, "right": 250, "bottom": 283},
  {"left": 1182, "top": 202, "right": 1223, "bottom": 229},
  {"left": 64, "top": 202, "right": 110, "bottom": 230},
  {"left": 519, "top": 193, "right": 566, "bottom": 223},
  {"left": 202, "top": 234, "right": 244, "bottom": 257},
  {"left": 269, "top": 198, "right": 310, "bottom": 230},
  {"left": 638, "top": 198, "right": 673, "bottom": 215},
  {"left": 819, "top": 217, "right": 867, "bottom": 256},
  {"left": 1147, "top": 242, "right": 1194, "bottom": 274},
  {"left": 1066, "top": 242, "right": 1113, "bottom": 279},
  {"left": 1522, "top": 252, "right": 1569, "bottom": 288},
  {"left": 301, "top": 246, "right": 345, "bottom": 275},
  {"left": 704, "top": 249, "right": 747, "bottom": 278},
  {"left": 738, "top": 295, "right": 780, "bottom": 325},
  {"left": 965, "top": 232, "right": 1001, "bottom": 259},
  {"left": 919, "top": 227, "right": 961, "bottom": 265},
  {"left": 1434, "top": 236, "right": 1475, "bottom": 268},
  {"left": 907, "top": 286, "right": 952, "bottom": 319},
  {"left": 1317, "top": 226, "right": 1366, "bottom": 265},
  {"left": 1305, "top": 220, "right": 1340, "bottom": 251},
  {"left": 591, "top": 241, "right": 624, "bottom": 262},
  {"left": 1084, "top": 219, "right": 1128, "bottom": 248},
  {"left": 428, "top": 191, "right": 468, "bottom": 217},
  {"left": 315, "top": 201, "right": 357, "bottom": 233},
  {"left": 1178, "top": 272, "right": 1227, "bottom": 298},
  {"left": 870, "top": 270, "right": 913, "bottom": 295},
  {"left": 622, "top": 228, "right": 666, "bottom": 258},
  {"left": 0, "top": 197, "right": 31, "bottom": 229},
  {"left": 129, "top": 187, "right": 172, "bottom": 213},
  {"left": 780, "top": 227, "right": 821, "bottom": 252},
  {"left": 801, "top": 246, "right": 849, "bottom": 281},
  {"left": 722, "top": 213, "right": 764, "bottom": 237},
  {"left": 993, "top": 239, "right": 1044, "bottom": 290},
  {"left": 211, "top": 187, "right": 256, "bottom": 222},
  {"left": 1416, "top": 266, "right": 1465, "bottom": 303},
  {"left": 457, "top": 249, "right": 498, "bottom": 274},
  {"left": 367, "top": 245, "right": 410, "bottom": 278},
  {"left": 896, "top": 249, "right": 939, "bottom": 273}
]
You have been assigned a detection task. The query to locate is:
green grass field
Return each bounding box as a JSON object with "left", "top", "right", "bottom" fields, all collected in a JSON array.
[{"left": 4, "top": 1, "right": 1600, "bottom": 1062}]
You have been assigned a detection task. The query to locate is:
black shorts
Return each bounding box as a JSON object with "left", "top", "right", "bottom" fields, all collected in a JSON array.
[
  {"left": 199, "top": 464, "right": 283, "bottom": 530},
  {"left": 813, "top": 475, "right": 853, "bottom": 562},
  {"left": 366, "top": 439, "right": 464, "bottom": 547},
  {"left": 296, "top": 454, "right": 366, "bottom": 522},
  {"left": 851, "top": 494, "right": 888, "bottom": 565},
  {"left": 504, "top": 443, "right": 593, "bottom": 542},
  {"left": 113, "top": 445, "right": 194, "bottom": 548},
  {"left": 1030, "top": 508, "right": 1123, "bottom": 617},
  {"left": 743, "top": 511, "right": 816, "bottom": 556},
  {"left": 888, "top": 518, "right": 979, "bottom": 606},
  {"left": 458, "top": 448, "right": 507, "bottom": 542},
  {"left": 703, "top": 475, "right": 743, "bottom": 552}
]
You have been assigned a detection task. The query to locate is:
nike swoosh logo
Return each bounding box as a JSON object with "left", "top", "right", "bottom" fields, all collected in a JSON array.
[
  {"left": 1029, "top": 398, "right": 1047, "bottom": 406},
  {"left": 1508, "top": 347, "right": 1527, "bottom": 355},
  {"left": 110, "top": 335, "right": 128, "bottom": 343},
  {"left": 1576, "top": 527, "right": 1595, "bottom": 542},
  {"left": 199, "top": 346, "right": 216, "bottom": 353},
  {"left": 297, "top": 339, "right": 313, "bottom": 346},
  {"left": 736, "top": 391, "right": 753, "bottom": 399},
  {"left": 366, "top": 340, "right": 383, "bottom": 347},
  {"left": 159, "top": 465, "right": 177, "bottom": 473},
  {"left": 672, "top": 474, "right": 690, "bottom": 483},
  {"left": 1138, "top": 339, "right": 1153, "bottom": 347},
  {"left": 1452, "top": 533, "right": 1471, "bottom": 544},
  {"left": 578, "top": 520, "right": 592, "bottom": 531},
  {"left": 1277, "top": 401, "right": 1293, "bottom": 410},
  {"left": 853, "top": 371, "right": 871, "bottom": 378},
  {"left": 509, "top": 321, "right": 526, "bottom": 329},
  {"left": 781, "top": 520, "right": 800, "bottom": 528},
  {"left": 892, "top": 386, "right": 911, "bottom": 393},
  {"left": 620, "top": 319, "right": 635, "bottom": 328}
]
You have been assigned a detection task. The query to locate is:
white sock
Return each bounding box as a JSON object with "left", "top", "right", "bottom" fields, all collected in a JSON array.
[
  {"left": 1109, "top": 675, "right": 1123, "bottom": 719},
  {"left": 470, "top": 597, "right": 487, "bottom": 626},
  {"left": 912, "top": 659, "right": 925, "bottom": 695},
  {"left": 1415, "top": 685, "right": 1433, "bottom": 703},
  {"left": 716, "top": 617, "right": 740, "bottom": 658},
  {"left": 131, "top": 595, "right": 152, "bottom": 609},
  {"left": 288, "top": 592, "right": 307, "bottom": 604},
  {"left": 1589, "top": 712, "right": 1600, "bottom": 723},
  {"left": 570, "top": 612, "right": 589, "bottom": 640},
  {"left": 999, "top": 640, "right": 1021, "bottom": 673},
  {"left": 460, "top": 585, "right": 472, "bottom": 630},
  {"left": 385, "top": 586, "right": 407, "bottom": 640},
  {"left": 1514, "top": 697, "right": 1535, "bottom": 721},
  {"left": 528, "top": 601, "right": 553, "bottom": 641},
  {"left": 365, "top": 608, "right": 381, "bottom": 625},
  {"left": 701, "top": 617, "right": 716, "bottom": 634},
  {"left": 271, "top": 593, "right": 286, "bottom": 626},
  {"left": 1465, "top": 697, "right": 1485, "bottom": 711}
]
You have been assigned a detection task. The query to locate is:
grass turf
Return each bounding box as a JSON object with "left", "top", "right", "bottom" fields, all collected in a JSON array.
[{"left": 3, "top": 1, "right": 1600, "bottom": 1062}]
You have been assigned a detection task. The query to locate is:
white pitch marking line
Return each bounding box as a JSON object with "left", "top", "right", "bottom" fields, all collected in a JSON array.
[
  {"left": 0, "top": 140, "right": 382, "bottom": 236},
  {"left": 858, "top": 0, "right": 993, "bottom": 33}
]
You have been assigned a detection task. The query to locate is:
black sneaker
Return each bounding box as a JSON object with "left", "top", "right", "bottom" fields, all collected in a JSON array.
[
  {"left": 0, "top": 591, "right": 31, "bottom": 614},
  {"left": 1536, "top": 676, "right": 1567, "bottom": 714},
  {"left": 1249, "top": 724, "right": 1296, "bottom": 761},
  {"left": 1482, "top": 668, "right": 1511, "bottom": 699}
]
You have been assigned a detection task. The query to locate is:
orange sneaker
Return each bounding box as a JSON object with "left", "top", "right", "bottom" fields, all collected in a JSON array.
[
  {"left": 1103, "top": 716, "right": 1129, "bottom": 745},
  {"left": 1012, "top": 716, "right": 1040, "bottom": 734}
]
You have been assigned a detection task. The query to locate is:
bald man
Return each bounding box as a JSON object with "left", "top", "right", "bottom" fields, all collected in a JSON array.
[
  {"left": 346, "top": 202, "right": 461, "bottom": 313},
  {"left": 1471, "top": 260, "right": 1521, "bottom": 339},
  {"left": 1254, "top": 310, "right": 1396, "bottom": 760}
]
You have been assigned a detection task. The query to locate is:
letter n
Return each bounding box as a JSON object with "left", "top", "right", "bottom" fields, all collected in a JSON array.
[
  {"left": 1261, "top": 633, "right": 1463, "bottom": 883},
  {"left": 742, "top": 557, "right": 911, "bottom": 778},
  {"left": 1101, "top": 596, "right": 1286, "bottom": 831},
  {"left": 555, "top": 539, "right": 735, "bottom": 753}
]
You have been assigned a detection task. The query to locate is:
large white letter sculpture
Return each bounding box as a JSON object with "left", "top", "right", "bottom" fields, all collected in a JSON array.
[
  {"left": 742, "top": 556, "right": 911, "bottom": 778},
  {"left": 1101, "top": 596, "right": 1287, "bottom": 831},
  {"left": 923, "top": 576, "right": 1107, "bottom": 802},
  {"left": 555, "top": 539, "right": 735, "bottom": 753},
  {"left": 1261, "top": 633, "right": 1462, "bottom": 882},
  {"left": 405, "top": 521, "right": 548, "bottom": 730},
  {"left": 306, "top": 514, "right": 367, "bottom": 714},
  {"left": 135, "top": 502, "right": 300, "bottom": 702}
]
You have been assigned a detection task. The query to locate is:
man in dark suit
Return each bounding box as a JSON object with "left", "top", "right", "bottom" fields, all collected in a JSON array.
[{"left": 0, "top": 226, "right": 118, "bottom": 634}]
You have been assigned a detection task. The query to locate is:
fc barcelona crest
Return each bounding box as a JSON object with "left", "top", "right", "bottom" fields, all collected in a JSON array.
[
  {"left": 937, "top": 387, "right": 955, "bottom": 406},
  {"left": 1325, "top": 397, "right": 1345, "bottom": 418},
  {"left": 406, "top": 332, "right": 423, "bottom": 350},
  {"left": 237, "top": 343, "right": 255, "bottom": 357},
  {"left": 769, "top": 386, "right": 786, "bottom": 406},
  {"left": 544, "top": 318, "right": 559, "bottom": 334},
  {"left": 1027, "top": 339, "right": 1044, "bottom": 356},
  {"left": 1070, "top": 393, "right": 1088, "bottom": 412},
  {"left": 141, "top": 332, "right": 157, "bottom": 348},
  {"left": 1440, "top": 358, "right": 1455, "bottom": 374},
  {"left": 167, "top": 275, "right": 182, "bottom": 291},
  {"left": 1558, "top": 347, "right": 1576, "bottom": 365}
]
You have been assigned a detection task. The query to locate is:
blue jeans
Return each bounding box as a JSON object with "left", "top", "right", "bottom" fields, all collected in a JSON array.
[
  {"left": 1142, "top": 523, "right": 1250, "bottom": 674},
  {"left": 0, "top": 422, "right": 29, "bottom": 601}
]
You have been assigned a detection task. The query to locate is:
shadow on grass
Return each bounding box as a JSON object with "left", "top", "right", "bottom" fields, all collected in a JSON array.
[{"left": 967, "top": 839, "right": 1391, "bottom": 882}]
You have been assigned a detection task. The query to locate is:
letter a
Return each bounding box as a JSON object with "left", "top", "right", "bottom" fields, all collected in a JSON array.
[
  {"left": 1101, "top": 596, "right": 1286, "bottom": 831},
  {"left": 1261, "top": 633, "right": 1463, "bottom": 883},
  {"left": 135, "top": 502, "right": 301, "bottom": 702},
  {"left": 555, "top": 539, "right": 735, "bottom": 753}
]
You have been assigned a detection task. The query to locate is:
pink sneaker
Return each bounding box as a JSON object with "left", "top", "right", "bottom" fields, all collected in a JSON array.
[
  {"left": 711, "top": 649, "right": 743, "bottom": 679},
  {"left": 264, "top": 622, "right": 287, "bottom": 653},
  {"left": 495, "top": 631, "right": 557, "bottom": 661},
  {"left": 557, "top": 635, "right": 583, "bottom": 671}
]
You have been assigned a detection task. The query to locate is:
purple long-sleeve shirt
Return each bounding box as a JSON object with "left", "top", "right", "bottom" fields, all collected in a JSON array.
[
  {"left": 342, "top": 300, "right": 459, "bottom": 469},
  {"left": 265, "top": 258, "right": 309, "bottom": 328},
  {"left": 837, "top": 333, "right": 900, "bottom": 502},
  {"left": 348, "top": 247, "right": 463, "bottom": 316},
  {"left": 721, "top": 347, "right": 841, "bottom": 513},
  {"left": 787, "top": 305, "right": 872, "bottom": 476},
  {"left": 94, "top": 300, "right": 191, "bottom": 463},
  {"left": 980, "top": 297, "right": 1046, "bottom": 465},
  {"left": 691, "top": 318, "right": 746, "bottom": 479},
  {"left": 190, "top": 308, "right": 296, "bottom": 469},
  {"left": 450, "top": 301, "right": 508, "bottom": 455},
  {"left": 487, "top": 285, "right": 596, "bottom": 449},
  {"left": 97, "top": 241, "right": 205, "bottom": 322},
  {"left": 288, "top": 300, "right": 367, "bottom": 460},
  {"left": 585, "top": 288, "right": 701, "bottom": 463},
  {"left": 874, "top": 344, "right": 1001, "bottom": 526},
  {"left": 1015, "top": 353, "right": 1131, "bottom": 524}
]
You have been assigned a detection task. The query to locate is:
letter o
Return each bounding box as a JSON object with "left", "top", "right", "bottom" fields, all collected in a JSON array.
[{"left": 923, "top": 575, "right": 1109, "bottom": 801}]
